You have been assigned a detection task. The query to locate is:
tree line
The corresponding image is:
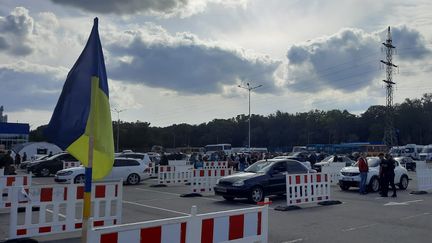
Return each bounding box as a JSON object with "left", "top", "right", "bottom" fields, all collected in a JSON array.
[{"left": 30, "top": 93, "right": 432, "bottom": 152}]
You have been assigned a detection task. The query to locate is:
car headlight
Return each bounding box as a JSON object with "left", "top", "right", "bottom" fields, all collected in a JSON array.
[
  {"left": 57, "top": 171, "right": 73, "bottom": 176},
  {"left": 232, "top": 180, "right": 245, "bottom": 187}
]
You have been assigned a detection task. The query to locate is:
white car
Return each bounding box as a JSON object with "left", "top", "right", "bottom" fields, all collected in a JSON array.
[
  {"left": 55, "top": 158, "right": 149, "bottom": 185},
  {"left": 116, "top": 152, "right": 151, "bottom": 165},
  {"left": 339, "top": 157, "right": 409, "bottom": 192}
]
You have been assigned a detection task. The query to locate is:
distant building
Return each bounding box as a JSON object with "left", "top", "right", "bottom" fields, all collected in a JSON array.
[
  {"left": 0, "top": 122, "right": 30, "bottom": 150},
  {"left": 12, "top": 142, "right": 62, "bottom": 161},
  {"left": 0, "top": 106, "right": 7, "bottom": 122}
]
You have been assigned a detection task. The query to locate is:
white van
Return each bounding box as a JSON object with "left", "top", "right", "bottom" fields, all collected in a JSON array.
[{"left": 419, "top": 145, "right": 432, "bottom": 161}]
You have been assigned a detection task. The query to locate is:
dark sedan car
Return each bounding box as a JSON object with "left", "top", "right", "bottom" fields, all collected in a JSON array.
[
  {"left": 27, "top": 152, "right": 79, "bottom": 177},
  {"left": 214, "top": 159, "right": 315, "bottom": 203}
]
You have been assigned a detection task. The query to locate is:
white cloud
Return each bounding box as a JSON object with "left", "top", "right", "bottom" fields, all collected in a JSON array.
[
  {"left": 285, "top": 26, "right": 431, "bottom": 93},
  {"left": 104, "top": 23, "right": 282, "bottom": 95},
  {"left": 50, "top": 0, "right": 248, "bottom": 18},
  {"left": 0, "top": 61, "right": 68, "bottom": 111}
]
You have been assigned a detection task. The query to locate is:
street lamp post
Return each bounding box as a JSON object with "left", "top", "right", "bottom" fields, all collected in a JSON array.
[
  {"left": 238, "top": 82, "right": 262, "bottom": 152},
  {"left": 112, "top": 108, "right": 126, "bottom": 153}
]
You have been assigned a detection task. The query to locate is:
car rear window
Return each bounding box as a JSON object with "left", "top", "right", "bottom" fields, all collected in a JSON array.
[
  {"left": 113, "top": 159, "right": 140, "bottom": 167},
  {"left": 286, "top": 161, "right": 307, "bottom": 173}
]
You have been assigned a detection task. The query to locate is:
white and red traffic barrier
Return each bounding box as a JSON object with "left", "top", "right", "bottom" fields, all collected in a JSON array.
[
  {"left": 154, "top": 165, "right": 194, "bottom": 186},
  {"left": 62, "top": 161, "right": 81, "bottom": 169},
  {"left": 87, "top": 199, "right": 269, "bottom": 243},
  {"left": 321, "top": 163, "right": 345, "bottom": 185},
  {"left": 412, "top": 161, "right": 432, "bottom": 194},
  {"left": 203, "top": 161, "right": 228, "bottom": 169},
  {"left": 275, "top": 173, "right": 340, "bottom": 211},
  {"left": 8, "top": 181, "right": 122, "bottom": 240},
  {"left": 184, "top": 168, "right": 233, "bottom": 197},
  {"left": 0, "top": 175, "right": 31, "bottom": 208}
]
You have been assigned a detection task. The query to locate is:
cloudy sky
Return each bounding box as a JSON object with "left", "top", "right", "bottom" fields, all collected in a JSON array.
[{"left": 1, "top": 0, "right": 432, "bottom": 128}]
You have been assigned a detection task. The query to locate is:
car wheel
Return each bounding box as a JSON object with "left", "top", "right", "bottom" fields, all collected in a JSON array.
[
  {"left": 127, "top": 173, "right": 140, "bottom": 185},
  {"left": 368, "top": 176, "right": 380, "bottom": 192},
  {"left": 40, "top": 168, "right": 50, "bottom": 177},
  {"left": 398, "top": 175, "right": 409, "bottom": 190},
  {"left": 74, "top": 174, "right": 85, "bottom": 184},
  {"left": 339, "top": 184, "right": 350, "bottom": 191},
  {"left": 223, "top": 196, "right": 235, "bottom": 201},
  {"left": 249, "top": 186, "right": 264, "bottom": 203}
]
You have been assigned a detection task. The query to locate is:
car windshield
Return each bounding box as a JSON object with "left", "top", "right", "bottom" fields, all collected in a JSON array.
[
  {"left": 367, "top": 158, "right": 380, "bottom": 167},
  {"left": 245, "top": 161, "right": 274, "bottom": 173},
  {"left": 352, "top": 158, "right": 380, "bottom": 167}
]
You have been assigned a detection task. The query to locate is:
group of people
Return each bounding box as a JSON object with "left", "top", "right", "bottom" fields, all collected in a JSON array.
[{"left": 357, "top": 152, "right": 397, "bottom": 197}]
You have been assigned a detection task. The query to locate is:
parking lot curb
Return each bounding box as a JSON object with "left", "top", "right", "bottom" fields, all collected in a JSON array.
[
  {"left": 410, "top": 191, "right": 428, "bottom": 195},
  {"left": 274, "top": 205, "right": 301, "bottom": 211}
]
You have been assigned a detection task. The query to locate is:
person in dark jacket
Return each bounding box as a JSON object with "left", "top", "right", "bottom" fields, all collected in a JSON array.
[
  {"left": 15, "top": 153, "right": 21, "bottom": 166},
  {"left": 22, "top": 152, "right": 27, "bottom": 162},
  {"left": 358, "top": 152, "right": 369, "bottom": 194},
  {"left": 159, "top": 153, "right": 168, "bottom": 166},
  {"left": 0, "top": 150, "right": 14, "bottom": 175},
  {"left": 385, "top": 154, "right": 397, "bottom": 197}
]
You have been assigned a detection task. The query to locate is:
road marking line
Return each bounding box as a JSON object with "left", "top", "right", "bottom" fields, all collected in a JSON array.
[
  {"left": 46, "top": 209, "right": 66, "bottom": 218},
  {"left": 401, "top": 212, "right": 431, "bottom": 220},
  {"left": 342, "top": 223, "right": 377, "bottom": 232},
  {"left": 283, "top": 238, "right": 303, "bottom": 243},
  {"left": 384, "top": 199, "right": 423, "bottom": 206},
  {"left": 123, "top": 200, "right": 190, "bottom": 216}
]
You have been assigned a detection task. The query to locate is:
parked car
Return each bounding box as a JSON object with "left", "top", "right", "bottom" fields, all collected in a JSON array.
[
  {"left": 19, "top": 154, "right": 50, "bottom": 169},
  {"left": 313, "top": 155, "right": 355, "bottom": 172},
  {"left": 339, "top": 157, "right": 409, "bottom": 192},
  {"left": 394, "top": 156, "right": 416, "bottom": 171},
  {"left": 273, "top": 156, "right": 311, "bottom": 169},
  {"left": 286, "top": 151, "right": 311, "bottom": 162},
  {"left": 27, "top": 152, "right": 78, "bottom": 177},
  {"left": 55, "top": 158, "right": 149, "bottom": 185},
  {"left": 214, "top": 159, "right": 316, "bottom": 203},
  {"left": 116, "top": 152, "right": 151, "bottom": 165}
]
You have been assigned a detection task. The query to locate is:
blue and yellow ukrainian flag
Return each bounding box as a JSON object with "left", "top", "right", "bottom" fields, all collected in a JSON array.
[{"left": 45, "top": 18, "right": 114, "bottom": 180}]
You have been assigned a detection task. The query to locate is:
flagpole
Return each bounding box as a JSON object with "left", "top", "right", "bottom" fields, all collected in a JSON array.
[{"left": 81, "top": 23, "right": 99, "bottom": 240}]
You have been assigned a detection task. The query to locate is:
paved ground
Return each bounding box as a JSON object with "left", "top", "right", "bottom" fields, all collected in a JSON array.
[{"left": 1, "top": 171, "right": 431, "bottom": 243}]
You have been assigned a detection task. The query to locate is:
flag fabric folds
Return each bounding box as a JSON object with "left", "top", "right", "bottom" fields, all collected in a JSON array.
[{"left": 45, "top": 18, "right": 114, "bottom": 180}]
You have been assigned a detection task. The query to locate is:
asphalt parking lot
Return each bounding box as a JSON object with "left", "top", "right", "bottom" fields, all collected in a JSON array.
[{"left": 1, "top": 171, "right": 431, "bottom": 243}]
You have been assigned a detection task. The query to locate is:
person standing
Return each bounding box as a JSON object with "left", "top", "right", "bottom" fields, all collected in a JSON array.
[
  {"left": 358, "top": 153, "right": 369, "bottom": 195},
  {"left": 378, "top": 153, "right": 389, "bottom": 197},
  {"left": 15, "top": 153, "right": 21, "bottom": 166},
  {"left": 22, "top": 152, "right": 27, "bottom": 162},
  {"left": 0, "top": 151, "right": 14, "bottom": 175},
  {"left": 385, "top": 154, "right": 397, "bottom": 197}
]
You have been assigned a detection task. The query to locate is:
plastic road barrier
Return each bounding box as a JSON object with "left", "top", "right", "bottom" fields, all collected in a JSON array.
[
  {"left": 8, "top": 181, "right": 122, "bottom": 240},
  {"left": 168, "top": 160, "right": 189, "bottom": 166},
  {"left": 0, "top": 174, "right": 31, "bottom": 208},
  {"left": 156, "top": 165, "right": 194, "bottom": 186},
  {"left": 321, "top": 163, "right": 345, "bottom": 185},
  {"left": 203, "top": 161, "right": 228, "bottom": 169},
  {"left": 185, "top": 168, "right": 234, "bottom": 196},
  {"left": 275, "top": 173, "right": 341, "bottom": 211},
  {"left": 413, "top": 161, "right": 432, "bottom": 193},
  {"left": 62, "top": 161, "right": 81, "bottom": 169},
  {"left": 87, "top": 200, "right": 269, "bottom": 243},
  {"left": 147, "top": 162, "right": 157, "bottom": 178}
]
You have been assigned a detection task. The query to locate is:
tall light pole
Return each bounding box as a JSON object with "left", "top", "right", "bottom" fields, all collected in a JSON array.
[
  {"left": 238, "top": 82, "right": 262, "bottom": 152},
  {"left": 112, "top": 108, "right": 126, "bottom": 152}
]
